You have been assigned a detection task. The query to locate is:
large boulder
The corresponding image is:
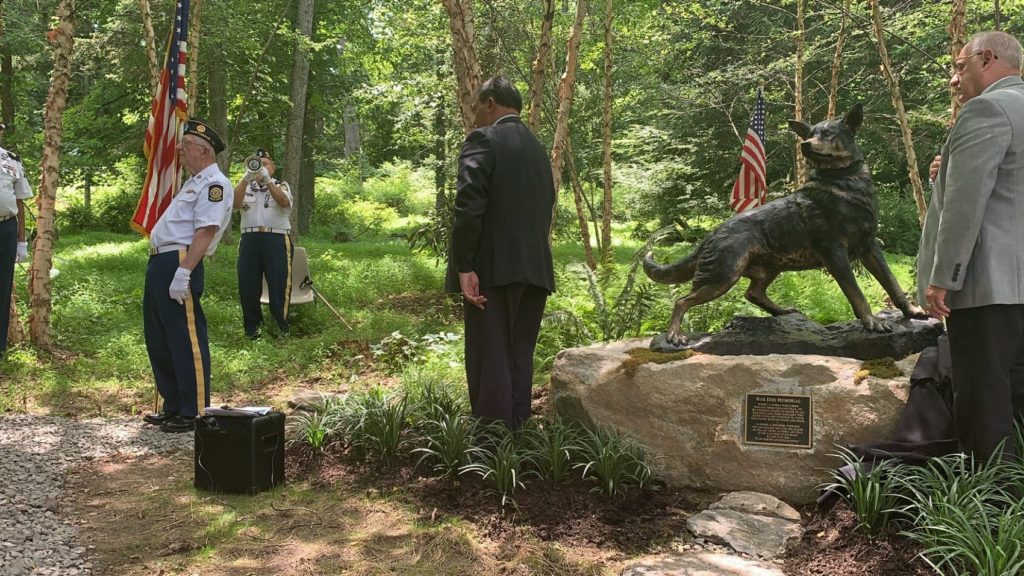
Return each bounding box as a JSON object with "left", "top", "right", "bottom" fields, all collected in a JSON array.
[{"left": 551, "top": 339, "right": 922, "bottom": 503}]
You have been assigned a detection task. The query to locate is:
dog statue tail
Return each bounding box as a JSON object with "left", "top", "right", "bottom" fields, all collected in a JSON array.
[{"left": 643, "top": 249, "right": 698, "bottom": 284}]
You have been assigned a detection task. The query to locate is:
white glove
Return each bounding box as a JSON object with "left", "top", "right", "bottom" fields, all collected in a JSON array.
[
  {"left": 257, "top": 167, "right": 270, "bottom": 185},
  {"left": 168, "top": 267, "right": 191, "bottom": 305},
  {"left": 243, "top": 170, "right": 258, "bottom": 183},
  {"left": 15, "top": 241, "right": 27, "bottom": 263}
]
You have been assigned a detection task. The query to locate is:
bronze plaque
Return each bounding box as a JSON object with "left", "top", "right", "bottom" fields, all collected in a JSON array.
[{"left": 743, "top": 393, "right": 813, "bottom": 448}]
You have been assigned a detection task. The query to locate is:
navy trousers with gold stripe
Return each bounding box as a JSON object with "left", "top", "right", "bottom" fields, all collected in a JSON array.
[
  {"left": 143, "top": 250, "right": 210, "bottom": 418},
  {"left": 238, "top": 232, "right": 292, "bottom": 337},
  {"left": 0, "top": 217, "right": 15, "bottom": 355}
]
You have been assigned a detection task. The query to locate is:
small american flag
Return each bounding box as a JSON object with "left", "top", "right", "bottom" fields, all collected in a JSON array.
[
  {"left": 132, "top": 0, "right": 190, "bottom": 236},
  {"left": 730, "top": 88, "right": 767, "bottom": 213}
]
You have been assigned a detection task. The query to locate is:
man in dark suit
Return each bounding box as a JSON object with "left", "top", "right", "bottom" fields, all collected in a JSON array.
[
  {"left": 445, "top": 76, "right": 556, "bottom": 429},
  {"left": 918, "top": 31, "right": 1024, "bottom": 460}
]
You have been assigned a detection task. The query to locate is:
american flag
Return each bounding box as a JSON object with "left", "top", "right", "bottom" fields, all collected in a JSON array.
[
  {"left": 131, "top": 0, "right": 190, "bottom": 235},
  {"left": 730, "top": 88, "right": 767, "bottom": 213}
]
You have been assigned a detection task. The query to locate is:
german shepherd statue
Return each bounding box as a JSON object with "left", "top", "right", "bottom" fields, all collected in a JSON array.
[{"left": 643, "top": 104, "right": 926, "bottom": 346}]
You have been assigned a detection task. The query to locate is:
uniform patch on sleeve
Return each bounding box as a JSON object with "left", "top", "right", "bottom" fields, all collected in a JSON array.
[{"left": 208, "top": 185, "right": 224, "bottom": 202}]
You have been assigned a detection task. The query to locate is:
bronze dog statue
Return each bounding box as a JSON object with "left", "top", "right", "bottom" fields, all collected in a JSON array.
[{"left": 643, "top": 104, "right": 926, "bottom": 345}]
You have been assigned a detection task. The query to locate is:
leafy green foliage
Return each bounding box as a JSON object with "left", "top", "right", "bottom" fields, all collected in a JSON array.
[
  {"left": 820, "top": 446, "right": 902, "bottom": 537},
  {"left": 521, "top": 418, "right": 581, "bottom": 483},
  {"left": 413, "top": 410, "right": 477, "bottom": 478},
  {"left": 461, "top": 423, "right": 530, "bottom": 508},
  {"left": 575, "top": 426, "right": 653, "bottom": 497},
  {"left": 895, "top": 448, "right": 1024, "bottom": 576},
  {"left": 347, "top": 387, "right": 409, "bottom": 462}
]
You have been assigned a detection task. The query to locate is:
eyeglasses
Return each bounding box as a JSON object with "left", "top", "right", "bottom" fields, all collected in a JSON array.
[{"left": 953, "top": 52, "right": 986, "bottom": 74}]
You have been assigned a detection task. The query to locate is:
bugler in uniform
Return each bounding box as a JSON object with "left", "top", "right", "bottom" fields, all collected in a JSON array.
[
  {"left": 142, "top": 119, "right": 232, "bottom": 432},
  {"left": 232, "top": 148, "right": 293, "bottom": 339},
  {"left": 0, "top": 123, "right": 32, "bottom": 356}
]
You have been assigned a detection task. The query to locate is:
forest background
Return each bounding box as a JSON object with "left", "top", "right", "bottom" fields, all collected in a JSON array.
[{"left": 0, "top": 0, "right": 1019, "bottom": 401}]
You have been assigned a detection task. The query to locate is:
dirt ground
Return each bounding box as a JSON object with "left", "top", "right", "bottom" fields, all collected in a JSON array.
[{"left": 61, "top": 441, "right": 931, "bottom": 576}]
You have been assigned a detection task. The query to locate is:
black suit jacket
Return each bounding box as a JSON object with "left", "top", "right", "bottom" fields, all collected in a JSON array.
[{"left": 444, "top": 115, "right": 556, "bottom": 294}]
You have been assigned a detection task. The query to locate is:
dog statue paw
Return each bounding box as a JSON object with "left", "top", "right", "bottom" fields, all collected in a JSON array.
[
  {"left": 905, "top": 304, "right": 930, "bottom": 319},
  {"left": 861, "top": 315, "right": 895, "bottom": 333},
  {"left": 666, "top": 330, "right": 690, "bottom": 347}
]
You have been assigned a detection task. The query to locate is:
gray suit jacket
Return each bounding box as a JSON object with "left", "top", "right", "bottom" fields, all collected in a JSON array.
[{"left": 918, "top": 75, "right": 1024, "bottom": 309}]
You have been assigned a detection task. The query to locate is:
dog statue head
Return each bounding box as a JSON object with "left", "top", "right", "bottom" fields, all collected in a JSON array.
[{"left": 788, "top": 104, "right": 864, "bottom": 171}]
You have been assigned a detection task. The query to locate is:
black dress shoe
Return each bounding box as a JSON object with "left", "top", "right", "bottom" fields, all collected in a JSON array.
[
  {"left": 160, "top": 416, "right": 196, "bottom": 433},
  {"left": 143, "top": 412, "right": 177, "bottom": 426}
]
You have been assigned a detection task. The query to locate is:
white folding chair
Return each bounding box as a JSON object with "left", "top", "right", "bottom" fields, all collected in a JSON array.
[{"left": 260, "top": 245, "right": 315, "bottom": 305}]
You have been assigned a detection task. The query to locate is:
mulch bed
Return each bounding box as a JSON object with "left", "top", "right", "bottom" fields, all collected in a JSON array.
[{"left": 287, "top": 442, "right": 932, "bottom": 574}]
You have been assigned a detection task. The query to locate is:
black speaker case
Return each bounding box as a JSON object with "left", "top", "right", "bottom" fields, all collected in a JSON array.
[{"left": 194, "top": 411, "right": 286, "bottom": 495}]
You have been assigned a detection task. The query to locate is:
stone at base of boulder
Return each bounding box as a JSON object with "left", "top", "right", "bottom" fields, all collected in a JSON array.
[
  {"left": 709, "top": 491, "right": 801, "bottom": 523},
  {"left": 620, "top": 552, "right": 785, "bottom": 576},
  {"left": 687, "top": 509, "right": 802, "bottom": 558}
]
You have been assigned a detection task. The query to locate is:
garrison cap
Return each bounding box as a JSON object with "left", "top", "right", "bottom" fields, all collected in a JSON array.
[
  {"left": 183, "top": 118, "right": 225, "bottom": 154},
  {"left": 255, "top": 147, "right": 272, "bottom": 160}
]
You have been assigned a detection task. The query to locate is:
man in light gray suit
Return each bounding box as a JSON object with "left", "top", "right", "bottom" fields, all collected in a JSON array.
[{"left": 918, "top": 30, "right": 1024, "bottom": 461}]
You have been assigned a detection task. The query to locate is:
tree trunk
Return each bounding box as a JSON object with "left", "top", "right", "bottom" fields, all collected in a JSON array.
[
  {"left": 599, "top": 0, "right": 613, "bottom": 265},
  {"left": 948, "top": 0, "right": 966, "bottom": 120},
  {"left": 83, "top": 172, "right": 91, "bottom": 219},
  {"left": 793, "top": 0, "right": 807, "bottom": 186},
  {"left": 187, "top": 0, "right": 202, "bottom": 113},
  {"left": 209, "top": 48, "right": 230, "bottom": 174},
  {"left": 284, "top": 0, "right": 314, "bottom": 237},
  {"left": 995, "top": 0, "right": 1000, "bottom": 31},
  {"left": 869, "top": 0, "right": 926, "bottom": 225},
  {"left": 441, "top": 0, "right": 481, "bottom": 135},
  {"left": 28, "top": 0, "right": 75, "bottom": 349},
  {"left": 549, "top": 0, "right": 587, "bottom": 201},
  {"left": 297, "top": 92, "right": 318, "bottom": 235},
  {"left": 343, "top": 104, "right": 361, "bottom": 159},
  {"left": 0, "top": 0, "right": 15, "bottom": 135},
  {"left": 433, "top": 91, "right": 447, "bottom": 211},
  {"left": 7, "top": 292, "right": 22, "bottom": 348},
  {"left": 139, "top": 0, "right": 159, "bottom": 94},
  {"left": 208, "top": 45, "right": 231, "bottom": 243},
  {"left": 566, "top": 137, "right": 596, "bottom": 270},
  {"left": 826, "top": 0, "right": 849, "bottom": 119},
  {"left": 526, "top": 0, "right": 554, "bottom": 133}
]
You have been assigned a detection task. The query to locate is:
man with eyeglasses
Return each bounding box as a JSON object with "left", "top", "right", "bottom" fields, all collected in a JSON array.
[
  {"left": 0, "top": 122, "right": 32, "bottom": 357},
  {"left": 142, "top": 119, "right": 233, "bottom": 433},
  {"left": 232, "top": 148, "right": 293, "bottom": 339},
  {"left": 918, "top": 31, "right": 1024, "bottom": 461},
  {"left": 445, "top": 76, "right": 556, "bottom": 430}
]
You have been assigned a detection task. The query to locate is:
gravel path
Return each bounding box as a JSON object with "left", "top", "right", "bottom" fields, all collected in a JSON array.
[{"left": 0, "top": 414, "right": 193, "bottom": 576}]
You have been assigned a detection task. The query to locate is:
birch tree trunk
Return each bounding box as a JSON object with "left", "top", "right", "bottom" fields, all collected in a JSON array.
[
  {"left": 550, "top": 0, "right": 587, "bottom": 199},
  {"left": 793, "top": 0, "right": 807, "bottom": 186},
  {"left": 948, "top": 0, "right": 966, "bottom": 120},
  {"left": 869, "top": 0, "right": 926, "bottom": 225},
  {"left": 139, "top": 0, "right": 159, "bottom": 94},
  {"left": 567, "top": 137, "right": 596, "bottom": 270},
  {"left": 826, "top": 0, "right": 849, "bottom": 119},
  {"left": 7, "top": 293, "right": 21, "bottom": 347},
  {"left": 28, "top": 0, "right": 75, "bottom": 349},
  {"left": 284, "top": 0, "right": 314, "bottom": 236},
  {"left": 526, "top": 0, "right": 554, "bottom": 133},
  {"left": 1, "top": 0, "right": 19, "bottom": 342},
  {"left": 187, "top": 0, "right": 202, "bottom": 113},
  {"left": 599, "top": 0, "right": 613, "bottom": 264},
  {"left": 441, "top": 0, "right": 481, "bottom": 135},
  {"left": 0, "top": 0, "right": 15, "bottom": 133}
]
